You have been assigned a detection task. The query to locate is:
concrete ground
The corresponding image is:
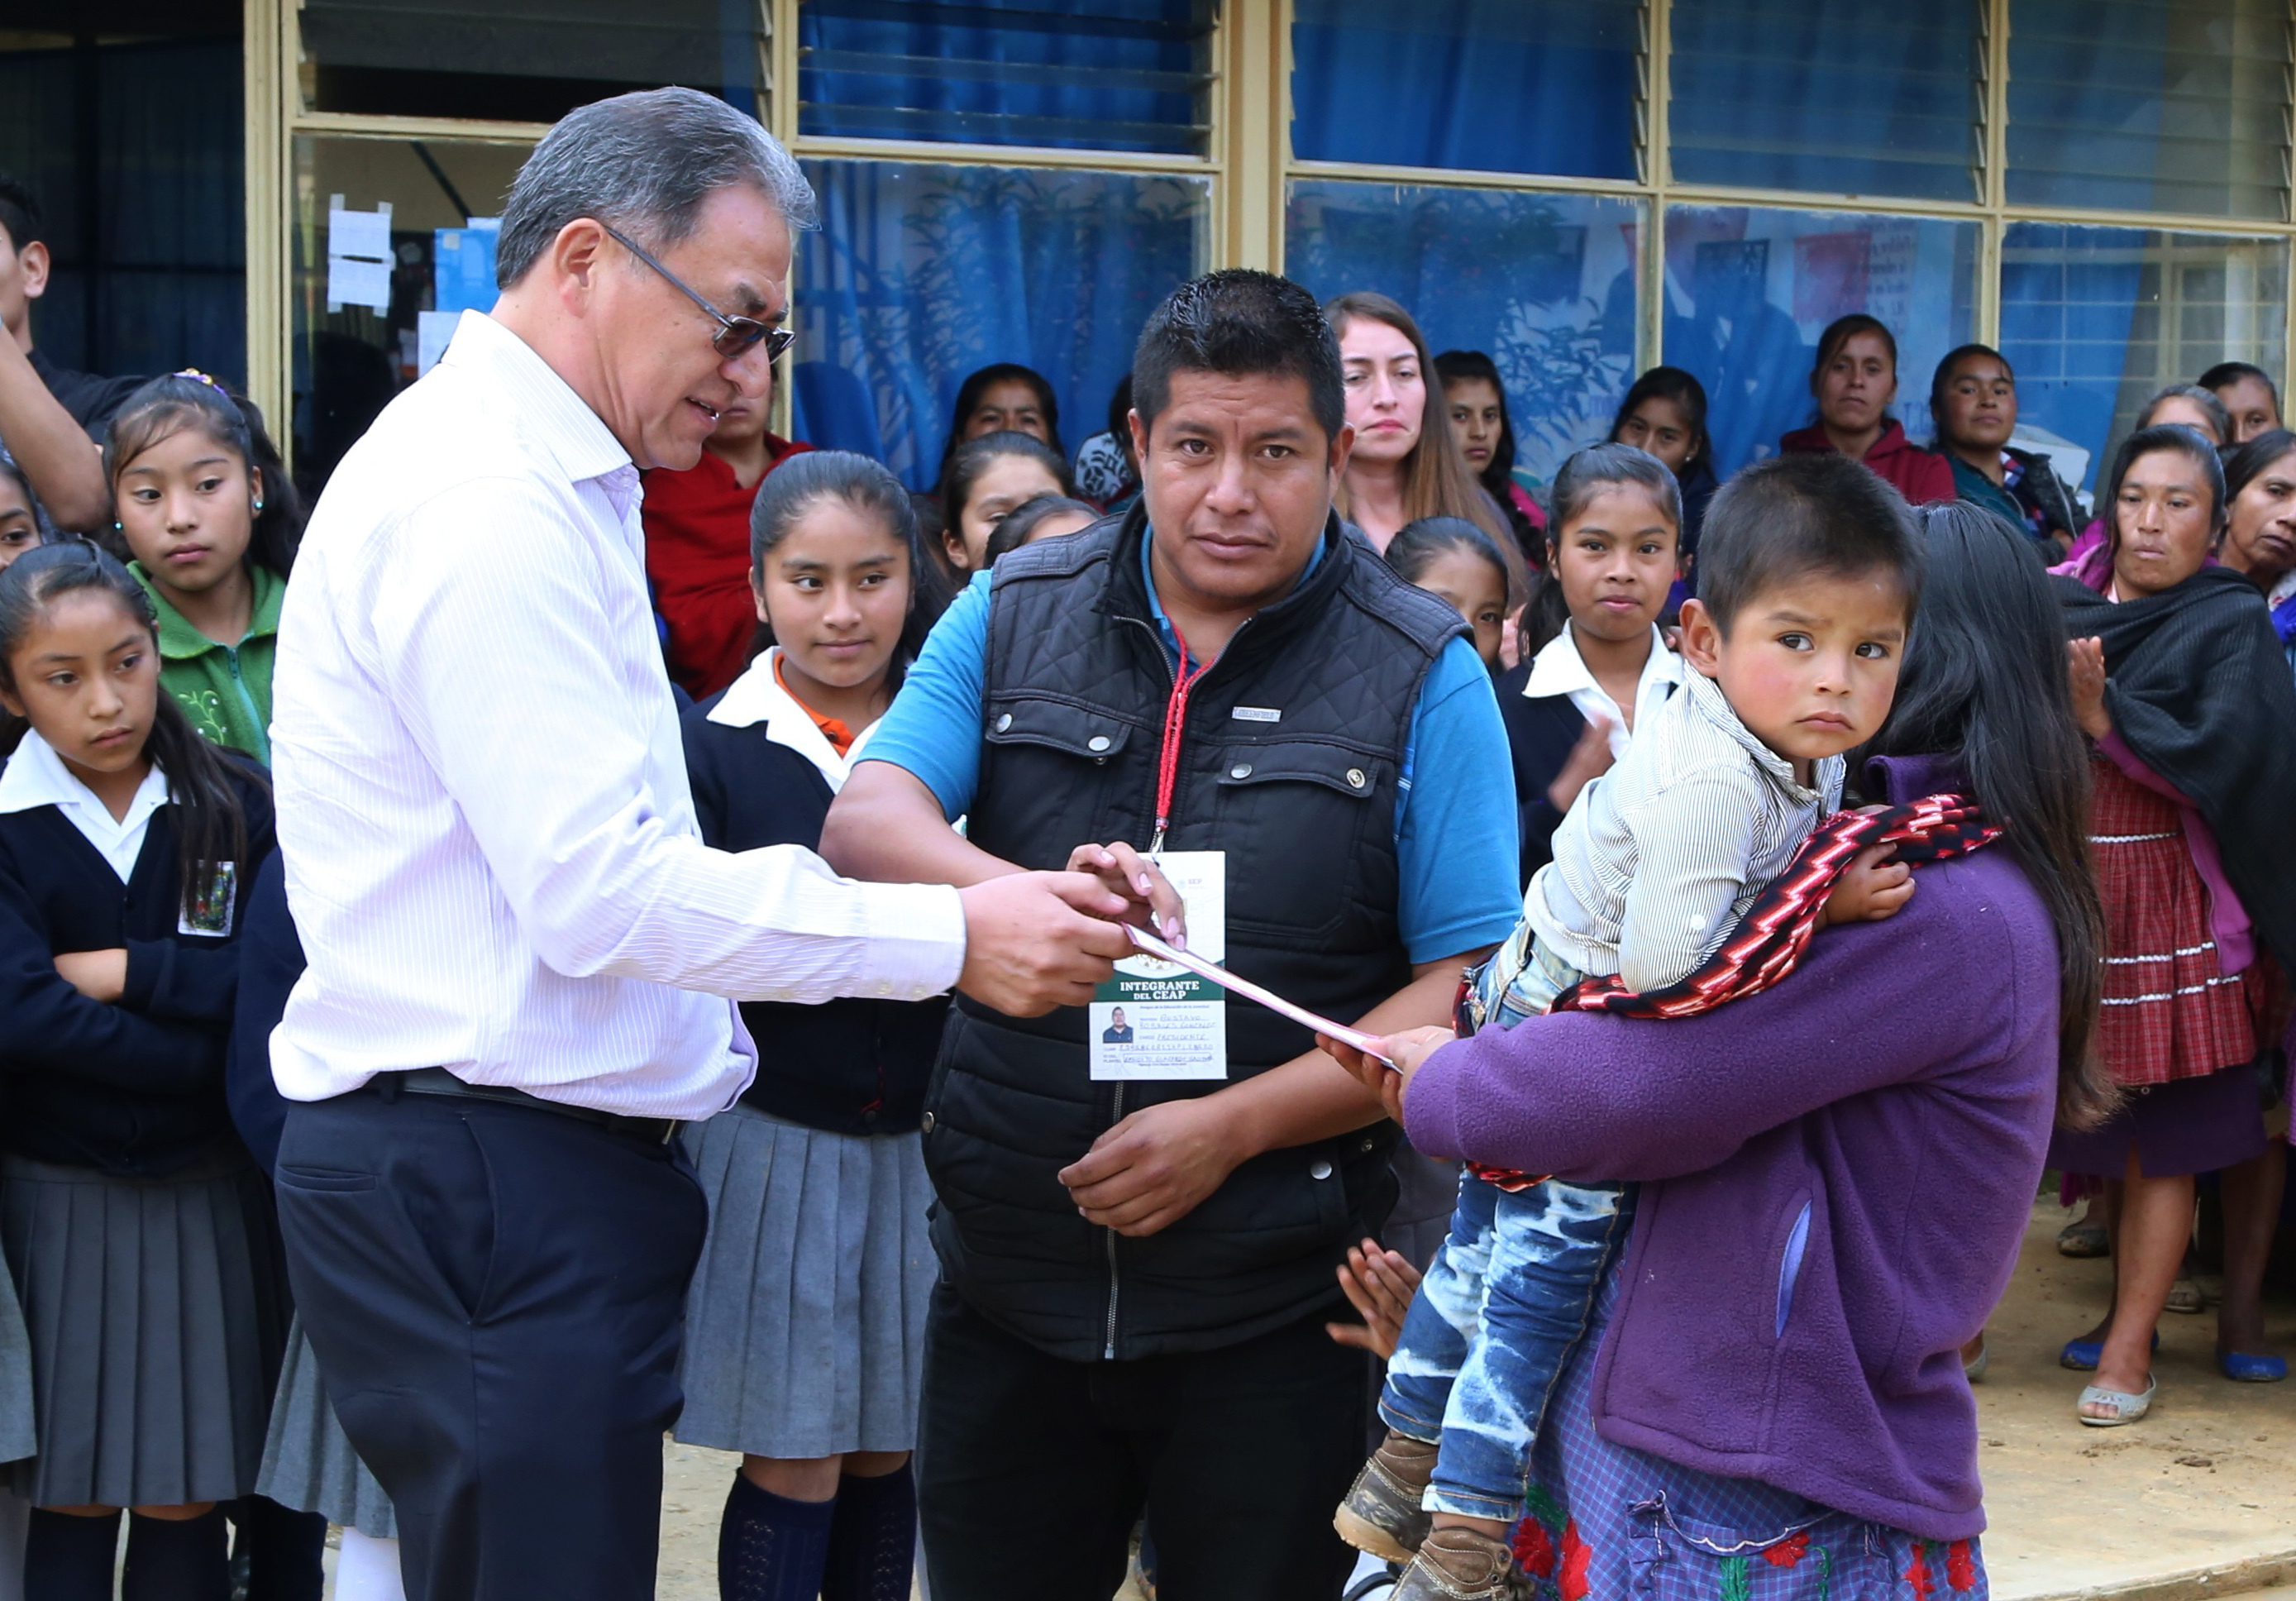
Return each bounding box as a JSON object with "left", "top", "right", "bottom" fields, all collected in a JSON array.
[{"left": 638, "top": 1197, "right": 2296, "bottom": 1601}]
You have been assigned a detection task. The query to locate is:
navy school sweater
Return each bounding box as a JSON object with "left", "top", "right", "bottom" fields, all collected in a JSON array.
[
  {"left": 0, "top": 757, "right": 273, "bottom": 1174},
  {"left": 680, "top": 677, "right": 948, "bottom": 1135},
  {"left": 1492, "top": 657, "right": 1590, "bottom": 891}
]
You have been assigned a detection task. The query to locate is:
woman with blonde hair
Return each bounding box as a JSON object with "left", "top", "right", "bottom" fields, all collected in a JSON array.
[{"left": 1323, "top": 294, "right": 1521, "bottom": 595}]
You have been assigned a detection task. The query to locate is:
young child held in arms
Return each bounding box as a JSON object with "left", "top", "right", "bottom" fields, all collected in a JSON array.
[{"left": 1338, "top": 451, "right": 1927, "bottom": 1601}]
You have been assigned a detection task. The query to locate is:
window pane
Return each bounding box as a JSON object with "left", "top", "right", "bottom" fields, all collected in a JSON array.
[
  {"left": 289, "top": 136, "right": 527, "bottom": 495},
  {"left": 1284, "top": 181, "right": 1643, "bottom": 485},
  {"left": 792, "top": 160, "right": 1208, "bottom": 489},
  {"left": 1668, "top": 1, "right": 1982, "bottom": 203},
  {"left": 1288, "top": 0, "right": 1637, "bottom": 180},
  {"left": 297, "top": 0, "right": 760, "bottom": 122},
  {"left": 1661, "top": 206, "right": 1979, "bottom": 476},
  {"left": 800, "top": 0, "right": 1215, "bottom": 156},
  {"left": 2000, "top": 224, "right": 2288, "bottom": 491},
  {"left": 2007, "top": 0, "right": 2292, "bottom": 219}
]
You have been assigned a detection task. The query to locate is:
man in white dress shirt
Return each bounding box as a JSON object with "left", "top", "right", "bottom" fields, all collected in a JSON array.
[{"left": 266, "top": 89, "right": 1159, "bottom": 1601}]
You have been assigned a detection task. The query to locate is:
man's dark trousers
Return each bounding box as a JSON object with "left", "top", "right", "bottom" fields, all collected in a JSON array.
[
  {"left": 917, "top": 1283, "right": 1368, "bottom": 1601},
  {"left": 274, "top": 1086, "right": 709, "bottom": 1601}
]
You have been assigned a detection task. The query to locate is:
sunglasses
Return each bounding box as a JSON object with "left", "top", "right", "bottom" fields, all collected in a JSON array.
[{"left": 604, "top": 224, "right": 795, "bottom": 364}]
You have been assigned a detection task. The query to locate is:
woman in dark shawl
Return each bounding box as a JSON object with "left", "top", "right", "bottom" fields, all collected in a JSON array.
[{"left": 2050, "top": 423, "right": 2296, "bottom": 1426}]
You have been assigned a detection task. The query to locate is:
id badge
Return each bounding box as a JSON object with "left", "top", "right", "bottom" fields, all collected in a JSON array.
[
  {"left": 179, "top": 862, "right": 237, "bottom": 938},
  {"left": 1090, "top": 849, "right": 1227, "bottom": 1081}
]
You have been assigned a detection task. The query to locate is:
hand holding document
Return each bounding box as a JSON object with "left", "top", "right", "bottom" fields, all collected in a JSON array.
[{"left": 1122, "top": 925, "right": 1396, "bottom": 1068}]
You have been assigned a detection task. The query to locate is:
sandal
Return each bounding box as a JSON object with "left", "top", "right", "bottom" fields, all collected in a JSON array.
[
  {"left": 2055, "top": 1219, "right": 2109, "bottom": 1258},
  {"left": 1962, "top": 1339, "right": 1989, "bottom": 1383},
  {"left": 2077, "top": 1376, "right": 2155, "bottom": 1426},
  {"left": 2165, "top": 1276, "right": 2205, "bottom": 1315}
]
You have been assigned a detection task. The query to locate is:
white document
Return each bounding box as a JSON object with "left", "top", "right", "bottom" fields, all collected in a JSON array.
[
  {"left": 416, "top": 309, "right": 461, "bottom": 374},
  {"left": 1091, "top": 851, "right": 1227, "bottom": 1082},
  {"left": 326, "top": 256, "right": 393, "bottom": 314},
  {"left": 327, "top": 206, "right": 393, "bottom": 262}
]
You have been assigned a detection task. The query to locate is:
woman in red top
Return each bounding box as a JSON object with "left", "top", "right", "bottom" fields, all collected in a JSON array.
[
  {"left": 1778, "top": 313, "right": 1955, "bottom": 505},
  {"left": 641, "top": 375, "right": 813, "bottom": 700}
]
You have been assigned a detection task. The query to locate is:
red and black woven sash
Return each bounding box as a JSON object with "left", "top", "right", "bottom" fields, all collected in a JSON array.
[{"left": 1464, "top": 793, "right": 2000, "bottom": 1192}]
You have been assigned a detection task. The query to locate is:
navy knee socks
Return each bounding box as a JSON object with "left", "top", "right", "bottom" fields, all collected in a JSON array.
[
  {"left": 718, "top": 1473, "right": 835, "bottom": 1601},
  {"left": 25, "top": 1508, "right": 121, "bottom": 1601},
  {"left": 822, "top": 1466, "right": 917, "bottom": 1601},
  {"left": 236, "top": 1494, "right": 329, "bottom": 1601},
  {"left": 122, "top": 1507, "right": 232, "bottom": 1601}
]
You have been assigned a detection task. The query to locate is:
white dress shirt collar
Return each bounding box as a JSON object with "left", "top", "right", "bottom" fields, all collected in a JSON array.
[
  {"left": 0, "top": 729, "right": 171, "bottom": 882},
  {"left": 1523, "top": 622, "right": 1685, "bottom": 758},
  {"left": 442, "top": 312, "right": 633, "bottom": 495},
  {"left": 707, "top": 647, "right": 883, "bottom": 792}
]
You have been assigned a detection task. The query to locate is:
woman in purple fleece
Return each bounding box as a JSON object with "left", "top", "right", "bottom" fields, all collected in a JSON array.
[{"left": 1330, "top": 502, "right": 2109, "bottom": 1598}]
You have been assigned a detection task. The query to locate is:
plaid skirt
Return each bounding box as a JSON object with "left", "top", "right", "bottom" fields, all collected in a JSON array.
[{"left": 2091, "top": 758, "right": 2253, "bottom": 1088}]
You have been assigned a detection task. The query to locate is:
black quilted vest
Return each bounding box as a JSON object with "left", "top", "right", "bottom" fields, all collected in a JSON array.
[{"left": 924, "top": 506, "right": 1465, "bottom": 1361}]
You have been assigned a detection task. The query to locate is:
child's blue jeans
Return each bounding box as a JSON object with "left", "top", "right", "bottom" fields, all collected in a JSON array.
[{"left": 1377, "top": 936, "right": 1635, "bottom": 1522}]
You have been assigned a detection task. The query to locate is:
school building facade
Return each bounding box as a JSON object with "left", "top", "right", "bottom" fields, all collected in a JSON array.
[{"left": 9, "top": 0, "right": 2293, "bottom": 494}]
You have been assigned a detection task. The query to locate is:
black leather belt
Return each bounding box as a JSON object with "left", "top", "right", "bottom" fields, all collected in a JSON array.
[{"left": 369, "top": 1068, "right": 680, "bottom": 1145}]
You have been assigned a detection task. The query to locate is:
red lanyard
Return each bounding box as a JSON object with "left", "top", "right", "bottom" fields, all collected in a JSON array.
[{"left": 1150, "top": 631, "right": 1210, "bottom": 851}]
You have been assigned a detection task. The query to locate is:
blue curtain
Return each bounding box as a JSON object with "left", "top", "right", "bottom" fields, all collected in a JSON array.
[
  {"left": 800, "top": 0, "right": 1210, "bottom": 155},
  {"left": 1284, "top": 182, "right": 1640, "bottom": 485},
  {"left": 791, "top": 160, "right": 1205, "bottom": 490},
  {"left": 1288, "top": 0, "right": 1636, "bottom": 180},
  {"left": 1668, "top": 1, "right": 1982, "bottom": 203},
  {"left": 0, "top": 40, "right": 244, "bottom": 387}
]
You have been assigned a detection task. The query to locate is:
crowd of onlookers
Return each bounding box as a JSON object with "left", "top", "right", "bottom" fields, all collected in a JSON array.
[{"left": 0, "top": 104, "right": 2294, "bottom": 1601}]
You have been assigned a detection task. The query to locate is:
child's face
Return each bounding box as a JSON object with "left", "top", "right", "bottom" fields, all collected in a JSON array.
[
  {"left": 1551, "top": 484, "right": 1679, "bottom": 647},
  {"left": 950, "top": 455, "right": 1064, "bottom": 572},
  {"left": 1678, "top": 571, "right": 1908, "bottom": 783},
  {"left": 0, "top": 590, "right": 159, "bottom": 781},
  {"left": 114, "top": 424, "right": 257, "bottom": 598},
  {"left": 0, "top": 476, "right": 38, "bottom": 571},
  {"left": 1412, "top": 547, "right": 1508, "bottom": 666},
  {"left": 754, "top": 497, "right": 912, "bottom": 695}
]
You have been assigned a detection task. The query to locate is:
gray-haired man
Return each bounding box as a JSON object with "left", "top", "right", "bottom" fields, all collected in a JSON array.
[{"left": 268, "top": 88, "right": 1159, "bottom": 1600}]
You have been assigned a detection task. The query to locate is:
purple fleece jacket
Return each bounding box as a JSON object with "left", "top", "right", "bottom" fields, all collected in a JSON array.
[{"left": 1403, "top": 755, "right": 2059, "bottom": 1542}]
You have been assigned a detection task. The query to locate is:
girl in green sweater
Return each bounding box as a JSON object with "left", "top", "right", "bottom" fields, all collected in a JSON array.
[{"left": 105, "top": 371, "right": 302, "bottom": 764}]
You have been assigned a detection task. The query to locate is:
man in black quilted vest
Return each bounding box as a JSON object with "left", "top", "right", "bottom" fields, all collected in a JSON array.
[{"left": 825, "top": 270, "right": 1520, "bottom": 1599}]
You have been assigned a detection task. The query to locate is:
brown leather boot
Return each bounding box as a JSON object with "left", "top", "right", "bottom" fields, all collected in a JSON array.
[
  {"left": 1392, "top": 1525, "right": 1519, "bottom": 1601},
  {"left": 1333, "top": 1429, "right": 1439, "bottom": 1560}
]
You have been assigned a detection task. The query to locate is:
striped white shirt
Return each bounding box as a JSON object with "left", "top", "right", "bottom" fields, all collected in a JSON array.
[
  {"left": 1525, "top": 667, "right": 1843, "bottom": 994},
  {"left": 269, "top": 311, "right": 967, "bottom": 1120}
]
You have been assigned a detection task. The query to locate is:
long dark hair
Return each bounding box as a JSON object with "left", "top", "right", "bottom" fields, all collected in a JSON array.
[
  {"left": 2223, "top": 427, "right": 2296, "bottom": 507},
  {"left": 0, "top": 542, "right": 256, "bottom": 912},
  {"left": 1432, "top": 350, "right": 1520, "bottom": 509},
  {"left": 939, "top": 363, "right": 1065, "bottom": 471},
  {"left": 1608, "top": 366, "right": 1714, "bottom": 484},
  {"left": 750, "top": 450, "right": 948, "bottom": 695},
  {"left": 1383, "top": 516, "right": 1510, "bottom": 592},
  {"left": 1521, "top": 442, "right": 1683, "bottom": 659},
  {"left": 104, "top": 371, "right": 303, "bottom": 580},
  {"left": 1858, "top": 501, "right": 2110, "bottom": 1128}
]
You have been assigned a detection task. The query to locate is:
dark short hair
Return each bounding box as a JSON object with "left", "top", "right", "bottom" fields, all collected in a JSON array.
[
  {"left": 2136, "top": 383, "right": 2232, "bottom": 447},
  {"left": 2102, "top": 422, "right": 2227, "bottom": 541},
  {"left": 1132, "top": 270, "right": 1344, "bottom": 445},
  {"left": 1383, "top": 516, "right": 1509, "bottom": 593},
  {"left": 2200, "top": 361, "right": 2279, "bottom": 411},
  {"left": 0, "top": 172, "right": 37, "bottom": 254},
  {"left": 984, "top": 495, "right": 1100, "bottom": 566},
  {"left": 1811, "top": 313, "right": 1897, "bottom": 382},
  {"left": 495, "top": 88, "right": 814, "bottom": 289},
  {"left": 1697, "top": 452, "right": 1923, "bottom": 633}
]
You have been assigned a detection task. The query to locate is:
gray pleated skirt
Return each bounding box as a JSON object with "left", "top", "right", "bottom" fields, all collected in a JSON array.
[
  {"left": 673, "top": 1103, "right": 935, "bottom": 1460},
  {"left": 0, "top": 1265, "right": 31, "bottom": 1468},
  {"left": 255, "top": 1318, "right": 396, "bottom": 1538},
  {"left": 0, "top": 1147, "right": 278, "bottom": 1507}
]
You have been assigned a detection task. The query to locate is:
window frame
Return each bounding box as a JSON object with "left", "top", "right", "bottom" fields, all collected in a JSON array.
[{"left": 243, "top": 0, "right": 2296, "bottom": 461}]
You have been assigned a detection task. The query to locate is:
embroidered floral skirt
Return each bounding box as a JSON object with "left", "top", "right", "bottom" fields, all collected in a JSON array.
[{"left": 1516, "top": 1264, "right": 1984, "bottom": 1599}]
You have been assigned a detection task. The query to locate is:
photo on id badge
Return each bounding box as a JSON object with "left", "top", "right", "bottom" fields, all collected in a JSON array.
[
  {"left": 179, "top": 862, "right": 237, "bottom": 937},
  {"left": 1091, "top": 850, "right": 1227, "bottom": 1082}
]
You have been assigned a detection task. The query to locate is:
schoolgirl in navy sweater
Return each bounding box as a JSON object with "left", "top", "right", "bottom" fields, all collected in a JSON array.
[
  {"left": 671, "top": 451, "right": 950, "bottom": 1601},
  {"left": 0, "top": 542, "right": 277, "bottom": 1599}
]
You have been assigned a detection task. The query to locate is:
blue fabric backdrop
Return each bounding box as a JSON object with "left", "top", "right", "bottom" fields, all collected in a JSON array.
[{"left": 790, "top": 159, "right": 1205, "bottom": 490}]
